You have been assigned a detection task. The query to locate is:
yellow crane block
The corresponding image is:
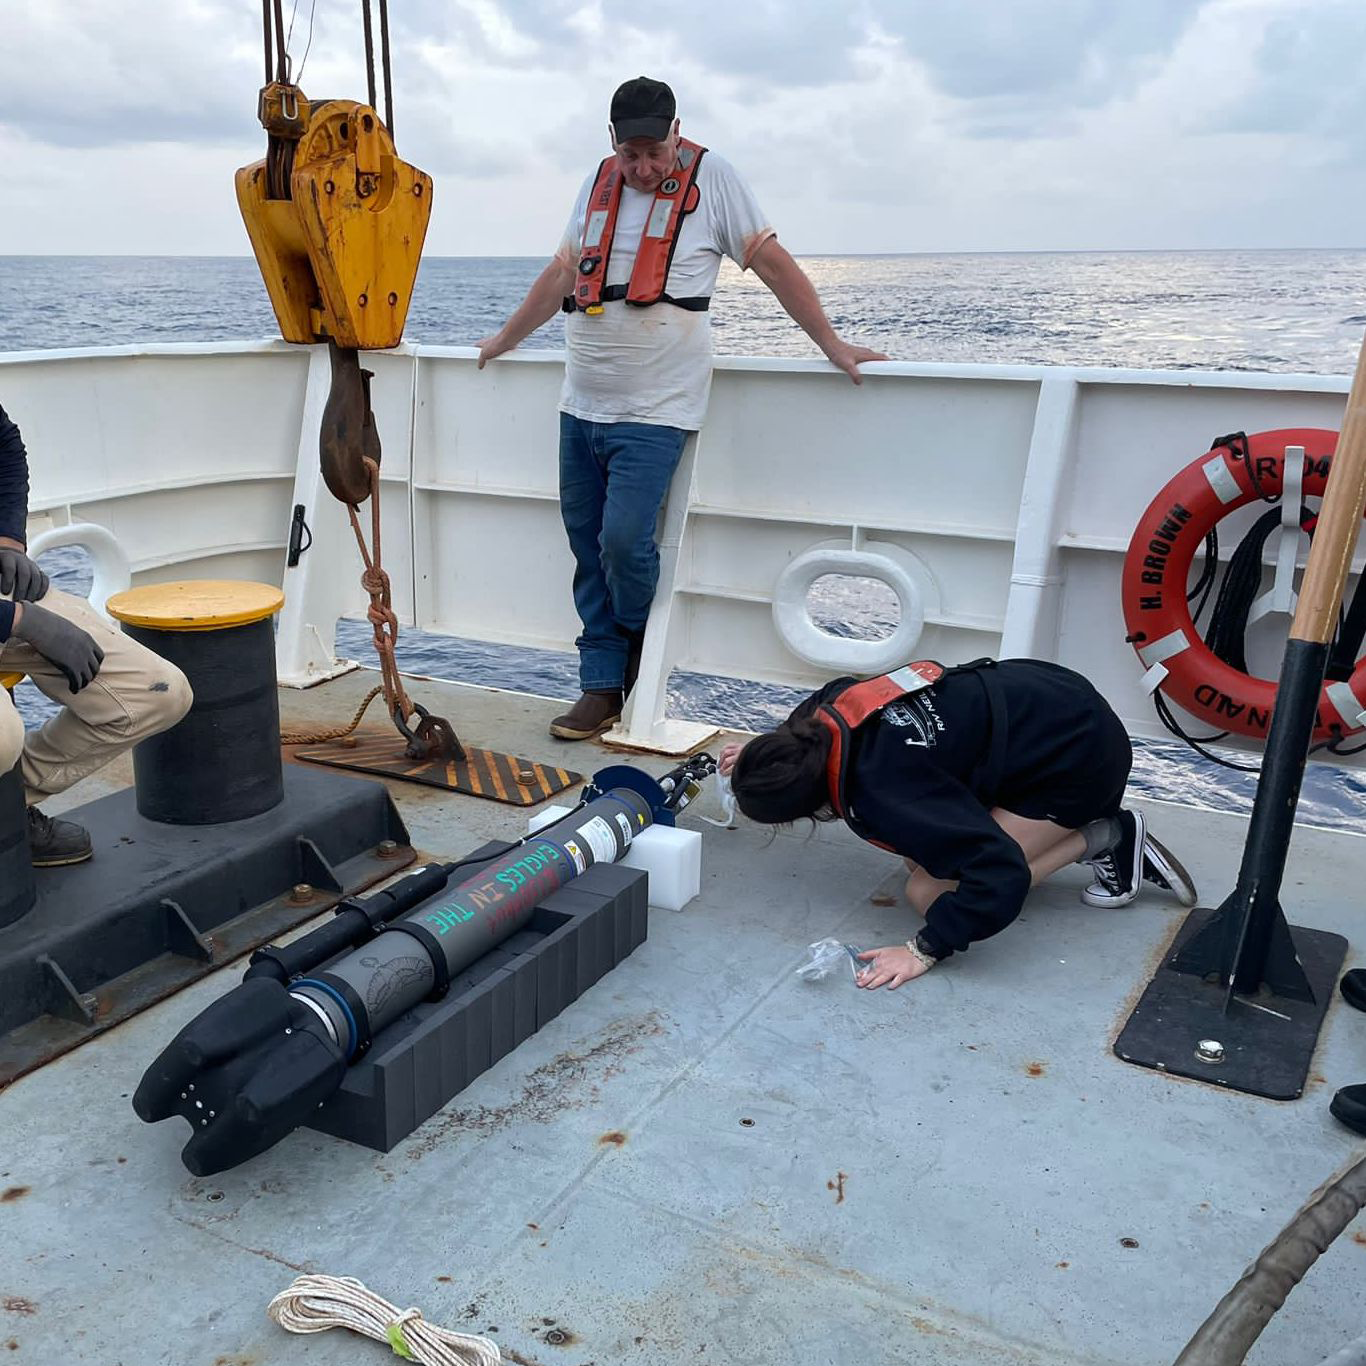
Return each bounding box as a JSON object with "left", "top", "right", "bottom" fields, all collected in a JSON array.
[{"left": 236, "top": 87, "right": 432, "bottom": 350}]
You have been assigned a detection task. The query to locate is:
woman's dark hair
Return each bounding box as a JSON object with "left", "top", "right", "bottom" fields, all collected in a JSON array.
[{"left": 731, "top": 716, "right": 836, "bottom": 826}]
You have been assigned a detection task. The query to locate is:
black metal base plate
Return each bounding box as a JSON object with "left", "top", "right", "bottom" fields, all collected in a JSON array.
[
  {"left": 1114, "top": 907, "right": 1349, "bottom": 1100},
  {"left": 293, "top": 727, "right": 581, "bottom": 806},
  {"left": 0, "top": 767, "right": 412, "bottom": 1087},
  {"left": 307, "top": 859, "right": 648, "bottom": 1153}
]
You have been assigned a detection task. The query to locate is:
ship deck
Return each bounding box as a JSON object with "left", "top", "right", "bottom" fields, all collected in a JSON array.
[{"left": 3, "top": 667, "right": 1365, "bottom": 1366}]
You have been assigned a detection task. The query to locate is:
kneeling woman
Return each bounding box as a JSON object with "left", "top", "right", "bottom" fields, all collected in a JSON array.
[{"left": 722, "top": 658, "right": 1194, "bottom": 991}]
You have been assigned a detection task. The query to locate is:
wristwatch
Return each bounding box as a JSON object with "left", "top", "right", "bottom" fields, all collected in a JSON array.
[{"left": 905, "top": 932, "right": 942, "bottom": 971}]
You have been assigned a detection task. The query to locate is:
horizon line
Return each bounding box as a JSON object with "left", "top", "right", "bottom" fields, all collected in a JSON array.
[{"left": 2, "top": 245, "right": 1366, "bottom": 261}]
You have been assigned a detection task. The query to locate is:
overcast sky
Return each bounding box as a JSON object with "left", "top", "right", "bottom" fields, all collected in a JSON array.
[{"left": 2, "top": 0, "right": 1363, "bottom": 256}]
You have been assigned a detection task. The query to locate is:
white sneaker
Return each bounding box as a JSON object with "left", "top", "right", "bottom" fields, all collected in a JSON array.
[
  {"left": 1141, "top": 832, "right": 1198, "bottom": 908},
  {"left": 1082, "top": 809, "right": 1145, "bottom": 908}
]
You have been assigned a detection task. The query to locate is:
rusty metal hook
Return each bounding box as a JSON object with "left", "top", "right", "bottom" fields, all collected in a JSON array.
[
  {"left": 319, "top": 342, "right": 381, "bottom": 505},
  {"left": 391, "top": 700, "right": 464, "bottom": 762}
]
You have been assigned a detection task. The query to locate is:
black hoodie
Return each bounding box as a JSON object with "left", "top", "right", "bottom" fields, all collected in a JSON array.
[{"left": 815, "top": 660, "right": 1130, "bottom": 957}]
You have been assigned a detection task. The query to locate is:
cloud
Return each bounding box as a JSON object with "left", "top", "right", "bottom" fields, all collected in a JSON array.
[
  {"left": 1, "top": 1, "right": 260, "bottom": 148},
  {"left": 0, "top": 0, "right": 1362, "bottom": 254},
  {"left": 883, "top": 1, "right": 1202, "bottom": 110},
  {"left": 1211, "top": 0, "right": 1366, "bottom": 154}
]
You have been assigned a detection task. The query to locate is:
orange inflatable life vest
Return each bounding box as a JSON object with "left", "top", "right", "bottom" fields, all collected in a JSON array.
[
  {"left": 817, "top": 660, "right": 1006, "bottom": 850},
  {"left": 1120, "top": 428, "right": 1366, "bottom": 743},
  {"left": 567, "top": 138, "right": 709, "bottom": 315}
]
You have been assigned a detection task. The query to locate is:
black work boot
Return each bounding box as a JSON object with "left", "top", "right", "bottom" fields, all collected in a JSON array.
[
  {"left": 1342, "top": 968, "right": 1366, "bottom": 1012},
  {"left": 623, "top": 630, "right": 647, "bottom": 698},
  {"left": 549, "top": 690, "right": 623, "bottom": 741},
  {"left": 27, "top": 805, "right": 93, "bottom": 867},
  {"left": 1330, "top": 1084, "right": 1366, "bottom": 1137}
]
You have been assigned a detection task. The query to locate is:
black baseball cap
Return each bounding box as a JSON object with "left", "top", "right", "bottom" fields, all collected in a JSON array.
[{"left": 610, "top": 77, "right": 676, "bottom": 143}]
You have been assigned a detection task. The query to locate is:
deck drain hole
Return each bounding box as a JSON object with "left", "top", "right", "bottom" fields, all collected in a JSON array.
[
  {"left": 739, "top": 1117, "right": 755, "bottom": 1128},
  {"left": 1119, "top": 1236, "right": 1139, "bottom": 1249},
  {"left": 206, "top": 1190, "right": 225, "bottom": 1203}
]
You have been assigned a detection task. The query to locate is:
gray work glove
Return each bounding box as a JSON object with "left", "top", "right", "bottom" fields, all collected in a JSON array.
[
  {"left": 12, "top": 602, "right": 104, "bottom": 693},
  {"left": 0, "top": 546, "right": 49, "bottom": 603}
]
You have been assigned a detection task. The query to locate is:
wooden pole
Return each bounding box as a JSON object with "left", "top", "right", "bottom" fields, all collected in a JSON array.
[
  {"left": 1183, "top": 329, "right": 1366, "bottom": 996},
  {"left": 1291, "top": 336, "right": 1366, "bottom": 644}
]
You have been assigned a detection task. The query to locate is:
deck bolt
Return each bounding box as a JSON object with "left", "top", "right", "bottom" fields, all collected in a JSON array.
[
  {"left": 358, "top": 293, "right": 368, "bottom": 307},
  {"left": 545, "top": 1330, "right": 567, "bottom": 1346},
  {"left": 377, "top": 839, "right": 402, "bottom": 859},
  {"left": 388, "top": 291, "right": 398, "bottom": 305},
  {"left": 1195, "top": 1039, "right": 1225, "bottom": 1064},
  {"left": 324, "top": 179, "right": 335, "bottom": 194},
  {"left": 516, "top": 768, "right": 536, "bottom": 785},
  {"left": 290, "top": 883, "right": 314, "bottom": 904}
]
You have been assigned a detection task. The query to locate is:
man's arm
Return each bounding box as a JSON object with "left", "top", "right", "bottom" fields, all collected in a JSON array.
[
  {"left": 0, "top": 405, "right": 31, "bottom": 642},
  {"left": 476, "top": 258, "right": 579, "bottom": 368},
  {"left": 0, "top": 405, "right": 29, "bottom": 548},
  {"left": 749, "top": 238, "right": 888, "bottom": 384}
]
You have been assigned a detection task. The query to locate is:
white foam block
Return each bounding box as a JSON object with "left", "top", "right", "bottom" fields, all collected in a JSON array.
[
  {"left": 621, "top": 824, "right": 702, "bottom": 912},
  {"left": 528, "top": 804, "right": 574, "bottom": 835},
  {"left": 528, "top": 806, "right": 702, "bottom": 911}
]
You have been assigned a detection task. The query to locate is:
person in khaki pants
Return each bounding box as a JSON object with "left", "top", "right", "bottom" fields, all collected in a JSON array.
[{"left": 0, "top": 402, "right": 191, "bottom": 866}]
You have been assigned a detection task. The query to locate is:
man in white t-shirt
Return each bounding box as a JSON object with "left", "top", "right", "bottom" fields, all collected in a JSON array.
[{"left": 478, "top": 76, "right": 886, "bottom": 740}]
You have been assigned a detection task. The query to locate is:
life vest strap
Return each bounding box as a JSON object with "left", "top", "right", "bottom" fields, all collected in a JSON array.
[
  {"left": 561, "top": 287, "right": 711, "bottom": 315},
  {"left": 570, "top": 139, "right": 708, "bottom": 313},
  {"left": 821, "top": 659, "right": 1010, "bottom": 844}
]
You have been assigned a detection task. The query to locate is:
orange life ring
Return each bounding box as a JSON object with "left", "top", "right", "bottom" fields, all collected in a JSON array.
[{"left": 1121, "top": 428, "right": 1366, "bottom": 743}]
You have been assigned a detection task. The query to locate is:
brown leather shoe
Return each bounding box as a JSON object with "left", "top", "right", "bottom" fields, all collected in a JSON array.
[{"left": 549, "top": 689, "right": 623, "bottom": 740}]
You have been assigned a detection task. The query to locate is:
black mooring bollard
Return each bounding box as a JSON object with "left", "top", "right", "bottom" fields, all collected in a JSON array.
[
  {"left": 107, "top": 581, "right": 286, "bottom": 826},
  {"left": 0, "top": 758, "right": 36, "bottom": 928}
]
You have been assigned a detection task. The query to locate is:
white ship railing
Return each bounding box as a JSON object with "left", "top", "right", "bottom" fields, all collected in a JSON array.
[{"left": 0, "top": 342, "right": 1356, "bottom": 757}]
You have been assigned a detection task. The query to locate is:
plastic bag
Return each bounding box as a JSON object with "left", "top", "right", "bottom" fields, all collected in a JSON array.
[
  {"left": 795, "top": 938, "right": 864, "bottom": 983},
  {"left": 698, "top": 771, "right": 738, "bottom": 829}
]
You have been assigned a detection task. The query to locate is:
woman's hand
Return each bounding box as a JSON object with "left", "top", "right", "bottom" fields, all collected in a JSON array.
[
  {"left": 718, "top": 741, "right": 745, "bottom": 776},
  {"left": 855, "top": 945, "right": 931, "bottom": 990}
]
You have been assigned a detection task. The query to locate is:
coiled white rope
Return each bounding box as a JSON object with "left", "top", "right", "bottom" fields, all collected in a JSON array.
[{"left": 268, "top": 1274, "right": 501, "bottom": 1365}]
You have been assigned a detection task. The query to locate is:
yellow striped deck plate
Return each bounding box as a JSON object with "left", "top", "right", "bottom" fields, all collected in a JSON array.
[{"left": 291, "top": 729, "right": 581, "bottom": 806}]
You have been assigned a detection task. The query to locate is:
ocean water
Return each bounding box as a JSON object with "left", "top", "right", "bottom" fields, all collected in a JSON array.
[
  {"left": 5, "top": 250, "right": 1366, "bottom": 373},
  {"left": 4, "top": 250, "right": 1366, "bottom": 832}
]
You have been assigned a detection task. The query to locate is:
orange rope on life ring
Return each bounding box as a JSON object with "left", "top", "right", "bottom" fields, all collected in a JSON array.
[{"left": 1121, "top": 428, "right": 1366, "bottom": 744}]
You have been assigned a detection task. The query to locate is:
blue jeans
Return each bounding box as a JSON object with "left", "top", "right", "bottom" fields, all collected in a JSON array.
[{"left": 559, "top": 414, "right": 688, "bottom": 691}]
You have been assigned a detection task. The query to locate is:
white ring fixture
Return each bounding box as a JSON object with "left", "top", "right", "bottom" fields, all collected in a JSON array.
[
  {"left": 28, "top": 522, "right": 132, "bottom": 623},
  {"left": 772, "top": 544, "right": 933, "bottom": 674}
]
